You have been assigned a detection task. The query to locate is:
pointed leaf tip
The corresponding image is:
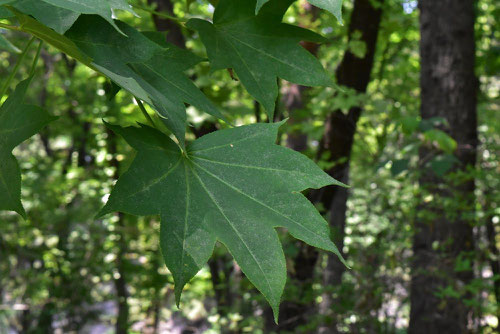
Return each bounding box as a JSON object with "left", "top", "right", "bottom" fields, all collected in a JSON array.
[{"left": 0, "top": 79, "right": 55, "bottom": 218}]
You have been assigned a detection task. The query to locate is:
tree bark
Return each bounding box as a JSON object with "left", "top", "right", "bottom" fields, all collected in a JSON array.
[
  {"left": 263, "top": 1, "right": 384, "bottom": 332},
  {"left": 107, "top": 128, "right": 131, "bottom": 334},
  {"left": 147, "top": 0, "right": 185, "bottom": 47},
  {"left": 315, "top": 0, "right": 384, "bottom": 331},
  {"left": 409, "top": 1, "right": 478, "bottom": 333}
]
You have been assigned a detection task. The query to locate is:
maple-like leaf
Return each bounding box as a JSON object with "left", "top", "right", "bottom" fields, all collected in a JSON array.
[
  {"left": 65, "top": 16, "right": 225, "bottom": 146},
  {"left": 0, "top": 78, "right": 56, "bottom": 218},
  {"left": 188, "top": 0, "right": 333, "bottom": 118},
  {"left": 98, "top": 121, "right": 346, "bottom": 321},
  {"left": 256, "top": 0, "right": 343, "bottom": 23}
]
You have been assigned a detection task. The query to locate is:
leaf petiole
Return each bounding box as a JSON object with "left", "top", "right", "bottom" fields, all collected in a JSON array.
[
  {"left": 134, "top": 97, "right": 157, "bottom": 129},
  {"left": 129, "top": 3, "right": 187, "bottom": 27},
  {"left": 29, "top": 39, "right": 43, "bottom": 77},
  {"left": 0, "top": 36, "right": 36, "bottom": 99},
  {"left": 0, "top": 22, "right": 20, "bottom": 31}
]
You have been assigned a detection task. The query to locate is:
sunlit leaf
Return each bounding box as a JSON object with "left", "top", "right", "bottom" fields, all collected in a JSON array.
[{"left": 98, "top": 121, "right": 346, "bottom": 322}]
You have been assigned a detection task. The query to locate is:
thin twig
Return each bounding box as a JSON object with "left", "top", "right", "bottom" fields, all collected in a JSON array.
[{"left": 0, "top": 22, "right": 20, "bottom": 31}]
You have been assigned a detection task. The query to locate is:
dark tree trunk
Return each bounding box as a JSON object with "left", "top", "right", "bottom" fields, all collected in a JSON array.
[
  {"left": 147, "top": 0, "right": 185, "bottom": 47},
  {"left": 409, "top": 0, "right": 478, "bottom": 333},
  {"left": 315, "top": 0, "right": 384, "bottom": 331},
  {"left": 485, "top": 193, "right": 500, "bottom": 314},
  {"left": 263, "top": 1, "right": 384, "bottom": 332},
  {"left": 107, "top": 128, "right": 131, "bottom": 334}
]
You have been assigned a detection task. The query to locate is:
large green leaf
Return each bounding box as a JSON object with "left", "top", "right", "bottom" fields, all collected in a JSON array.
[
  {"left": 65, "top": 16, "right": 225, "bottom": 146},
  {"left": 188, "top": 0, "right": 333, "bottom": 118},
  {"left": 98, "top": 121, "right": 346, "bottom": 321},
  {"left": 256, "top": 0, "right": 343, "bottom": 23},
  {"left": 39, "top": 0, "right": 136, "bottom": 34},
  {"left": 0, "top": 78, "right": 56, "bottom": 218}
]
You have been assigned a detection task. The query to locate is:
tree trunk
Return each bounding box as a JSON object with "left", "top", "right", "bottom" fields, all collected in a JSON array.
[
  {"left": 484, "top": 192, "right": 500, "bottom": 318},
  {"left": 263, "top": 1, "right": 384, "bottom": 332},
  {"left": 409, "top": 1, "right": 478, "bottom": 333},
  {"left": 147, "top": 0, "right": 185, "bottom": 47},
  {"left": 315, "top": 0, "right": 384, "bottom": 331},
  {"left": 107, "top": 128, "right": 131, "bottom": 334}
]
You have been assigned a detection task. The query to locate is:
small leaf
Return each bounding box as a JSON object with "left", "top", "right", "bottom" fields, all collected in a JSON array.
[
  {"left": 424, "top": 129, "right": 457, "bottom": 154},
  {"left": 400, "top": 116, "right": 419, "bottom": 135},
  {"left": 390, "top": 159, "right": 409, "bottom": 176},
  {"left": 429, "top": 154, "right": 458, "bottom": 176},
  {"left": 188, "top": 0, "right": 333, "bottom": 119},
  {"left": 0, "top": 78, "right": 57, "bottom": 218},
  {"left": 99, "top": 121, "right": 346, "bottom": 322}
]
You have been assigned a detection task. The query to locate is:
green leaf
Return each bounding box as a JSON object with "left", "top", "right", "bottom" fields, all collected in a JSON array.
[
  {"left": 400, "top": 116, "right": 420, "bottom": 135},
  {"left": 0, "top": 33, "right": 20, "bottom": 53},
  {"left": 39, "top": 0, "right": 136, "bottom": 34},
  {"left": 12, "top": 0, "right": 80, "bottom": 34},
  {"left": 256, "top": 0, "right": 343, "bottom": 23},
  {"left": 429, "top": 154, "right": 458, "bottom": 177},
  {"left": 98, "top": 121, "right": 346, "bottom": 322},
  {"left": 187, "top": 0, "right": 333, "bottom": 118},
  {"left": 424, "top": 129, "right": 457, "bottom": 154},
  {"left": 0, "top": 6, "right": 14, "bottom": 18},
  {"left": 0, "top": 78, "right": 56, "bottom": 218},
  {"left": 8, "top": 7, "right": 92, "bottom": 65},
  {"left": 390, "top": 159, "right": 409, "bottom": 176},
  {"left": 65, "top": 16, "right": 225, "bottom": 146}
]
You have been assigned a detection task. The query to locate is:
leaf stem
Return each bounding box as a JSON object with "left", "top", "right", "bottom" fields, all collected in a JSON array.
[
  {"left": 0, "top": 36, "right": 36, "bottom": 99},
  {"left": 134, "top": 98, "right": 156, "bottom": 128},
  {"left": 130, "top": 3, "right": 187, "bottom": 26},
  {"left": 29, "top": 40, "right": 43, "bottom": 77},
  {"left": 0, "top": 22, "right": 20, "bottom": 31}
]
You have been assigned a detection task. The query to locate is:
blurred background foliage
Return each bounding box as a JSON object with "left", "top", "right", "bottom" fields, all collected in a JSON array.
[{"left": 0, "top": 0, "right": 498, "bottom": 333}]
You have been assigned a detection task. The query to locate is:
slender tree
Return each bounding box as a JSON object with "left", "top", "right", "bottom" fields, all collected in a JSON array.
[
  {"left": 315, "top": 0, "right": 385, "bottom": 327},
  {"left": 147, "top": 0, "right": 185, "bottom": 47},
  {"left": 410, "top": 0, "right": 478, "bottom": 332},
  {"left": 263, "top": 0, "right": 385, "bottom": 332}
]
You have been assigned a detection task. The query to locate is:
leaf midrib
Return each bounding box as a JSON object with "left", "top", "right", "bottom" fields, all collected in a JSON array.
[
  {"left": 190, "top": 159, "right": 334, "bottom": 250},
  {"left": 221, "top": 29, "right": 310, "bottom": 75},
  {"left": 189, "top": 163, "right": 274, "bottom": 294}
]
